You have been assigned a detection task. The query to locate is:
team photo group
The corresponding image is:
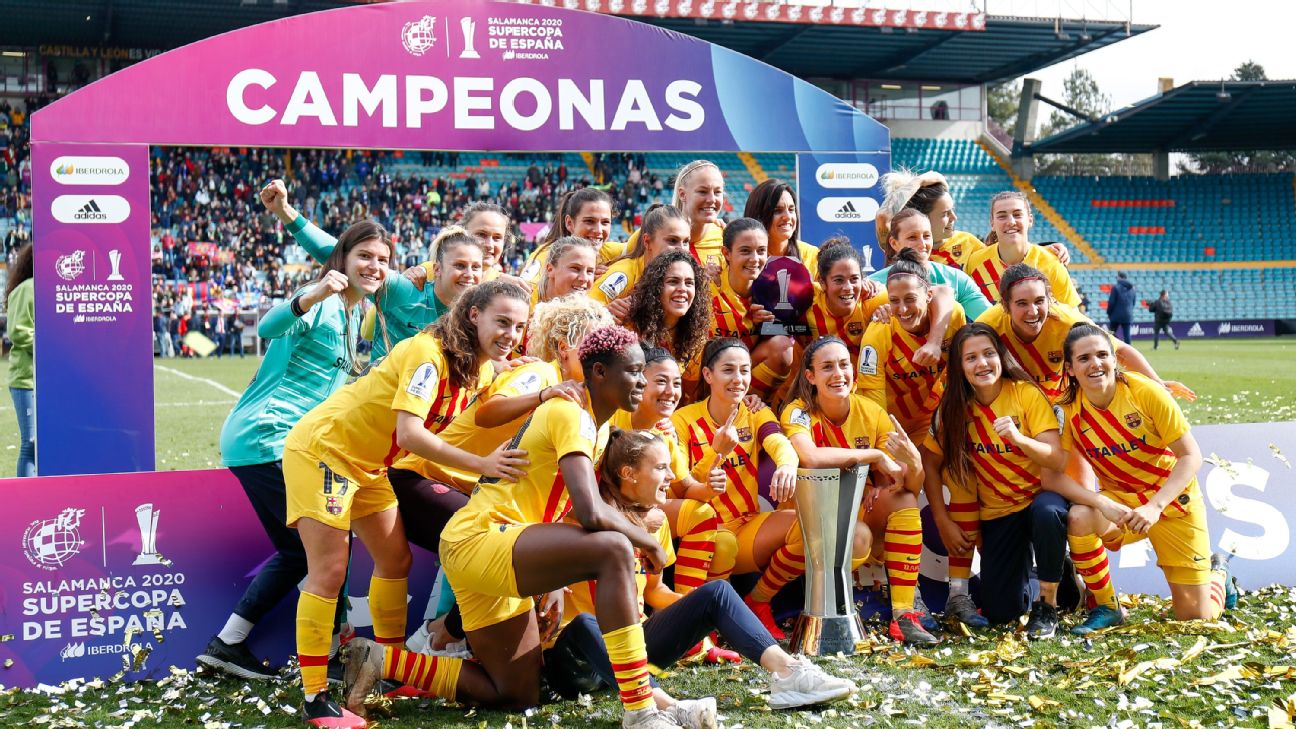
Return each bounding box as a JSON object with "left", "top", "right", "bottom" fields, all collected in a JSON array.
[{"left": 203, "top": 158, "right": 1236, "bottom": 729}]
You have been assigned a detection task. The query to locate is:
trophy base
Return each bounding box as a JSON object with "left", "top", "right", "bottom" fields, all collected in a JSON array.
[
  {"left": 461, "top": 51, "right": 480, "bottom": 59},
  {"left": 133, "top": 553, "right": 163, "bottom": 566},
  {"left": 757, "top": 322, "right": 810, "bottom": 337},
  {"left": 788, "top": 612, "right": 865, "bottom": 656}
]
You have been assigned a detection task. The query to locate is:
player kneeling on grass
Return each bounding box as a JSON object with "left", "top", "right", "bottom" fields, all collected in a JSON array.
[
  {"left": 1046, "top": 323, "right": 1236, "bottom": 635},
  {"left": 923, "top": 323, "right": 1070, "bottom": 638},
  {"left": 543, "top": 428, "right": 856, "bottom": 719},
  {"left": 780, "top": 336, "right": 929, "bottom": 644},
  {"left": 343, "top": 327, "right": 711, "bottom": 729}
]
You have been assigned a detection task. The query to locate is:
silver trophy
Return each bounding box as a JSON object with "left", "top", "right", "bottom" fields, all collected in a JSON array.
[
  {"left": 459, "top": 17, "right": 481, "bottom": 59},
  {"left": 107, "top": 249, "right": 125, "bottom": 281},
  {"left": 788, "top": 465, "right": 868, "bottom": 655},
  {"left": 132, "top": 503, "right": 163, "bottom": 566}
]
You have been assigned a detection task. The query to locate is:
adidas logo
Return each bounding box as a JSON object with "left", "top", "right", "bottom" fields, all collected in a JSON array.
[
  {"left": 74, "top": 200, "right": 108, "bottom": 221},
  {"left": 828, "top": 199, "right": 864, "bottom": 220},
  {"left": 838, "top": 200, "right": 858, "bottom": 214},
  {"left": 1187, "top": 322, "right": 1204, "bottom": 337}
]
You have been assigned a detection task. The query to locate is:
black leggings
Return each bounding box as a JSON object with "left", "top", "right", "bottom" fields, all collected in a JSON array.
[{"left": 387, "top": 468, "right": 470, "bottom": 553}]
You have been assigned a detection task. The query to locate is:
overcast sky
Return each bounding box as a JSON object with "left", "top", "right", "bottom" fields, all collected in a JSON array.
[{"left": 1026, "top": 0, "right": 1296, "bottom": 110}]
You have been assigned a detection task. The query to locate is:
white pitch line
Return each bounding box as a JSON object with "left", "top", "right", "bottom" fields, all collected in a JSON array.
[{"left": 154, "top": 364, "right": 244, "bottom": 399}]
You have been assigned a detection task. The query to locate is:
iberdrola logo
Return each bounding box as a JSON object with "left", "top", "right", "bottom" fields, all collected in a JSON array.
[{"left": 55, "top": 164, "right": 76, "bottom": 176}]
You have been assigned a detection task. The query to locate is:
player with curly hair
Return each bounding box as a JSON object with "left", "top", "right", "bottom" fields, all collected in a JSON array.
[{"left": 623, "top": 249, "right": 713, "bottom": 401}]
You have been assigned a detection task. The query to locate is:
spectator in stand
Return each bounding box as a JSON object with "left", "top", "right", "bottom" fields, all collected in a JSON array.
[
  {"left": 154, "top": 308, "right": 175, "bottom": 357},
  {"left": 1107, "top": 272, "right": 1136, "bottom": 344},
  {"left": 1147, "top": 289, "right": 1180, "bottom": 350},
  {"left": 6, "top": 243, "right": 34, "bottom": 477}
]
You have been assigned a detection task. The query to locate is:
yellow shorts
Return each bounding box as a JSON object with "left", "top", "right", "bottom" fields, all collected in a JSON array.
[
  {"left": 283, "top": 440, "right": 395, "bottom": 529},
  {"left": 439, "top": 522, "right": 533, "bottom": 632},
  {"left": 1103, "top": 497, "right": 1210, "bottom": 586},
  {"left": 726, "top": 511, "right": 801, "bottom": 575}
]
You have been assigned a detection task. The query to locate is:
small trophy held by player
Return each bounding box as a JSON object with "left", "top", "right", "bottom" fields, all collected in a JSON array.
[{"left": 750, "top": 256, "right": 812, "bottom": 337}]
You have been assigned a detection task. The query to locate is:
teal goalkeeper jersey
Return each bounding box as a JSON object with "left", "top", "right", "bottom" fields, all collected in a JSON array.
[
  {"left": 286, "top": 215, "right": 445, "bottom": 360},
  {"left": 219, "top": 292, "right": 361, "bottom": 467},
  {"left": 869, "top": 259, "right": 991, "bottom": 320}
]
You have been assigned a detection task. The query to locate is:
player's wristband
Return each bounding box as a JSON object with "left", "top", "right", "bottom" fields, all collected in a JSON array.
[{"left": 290, "top": 295, "right": 307, "bottom": 317}]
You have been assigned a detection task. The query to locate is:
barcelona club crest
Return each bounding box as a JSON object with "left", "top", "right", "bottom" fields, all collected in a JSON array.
[
  {"left": 1124, "top": 412, "right": 1143, "bottom": 430},
  {"left": 326, "top": 496, "right": 343, "bottom": 515}
]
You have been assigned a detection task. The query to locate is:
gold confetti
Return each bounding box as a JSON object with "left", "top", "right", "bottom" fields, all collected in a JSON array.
[
  {"left": 1028, "top": 695, "right": 1060, "bottom": 712},
  {"left": 1270, "top": 444, "right": 1292, "bottom": 469}
]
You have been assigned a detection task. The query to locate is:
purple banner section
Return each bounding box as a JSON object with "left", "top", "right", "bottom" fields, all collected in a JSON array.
[
  {"left": 32, "top": 142, "right": 154, "bottom": 476},
  {"left": 1125, "top": 319, "right": 1276, "bottom": 339},
  {"left": 30, "top": 0, "right": 886, "bottom": 154},
  {"left": 0, "top": 469, "right": 438, "bottom": 689},
  {"left": 796, "top": 152, "right": 890, "bottom": 273}
]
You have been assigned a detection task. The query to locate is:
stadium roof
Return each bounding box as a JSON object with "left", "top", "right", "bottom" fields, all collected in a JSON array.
[
  {"left": 0, "top": 0, "right": 1153, "bottom": 86},
  {"left": 1028, "top": 80, "right": 1296, "bottom": 154}
]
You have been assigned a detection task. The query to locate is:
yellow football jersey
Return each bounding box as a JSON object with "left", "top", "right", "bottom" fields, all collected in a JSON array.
[
  {"left": 1060, "top": 372, "right": 1197, "bottom": 518},
  {"left": 441, "top": 396, "right": 610, "bottom": 542},
  {"left": 929, "top": 231, "right": 984, "bottom": 270},
  {"left": 390, "top": 360, "right": 561, "bottom": 491},
  {"left": 855, "top": 305, "right": 966, "bottom": 435},
  {"left": 780, "top": 393, "right": 891, "bottom": 452},
  {"left": 964, "top": 244, "right": 1080, "bottom": 308},
  {"left": 671, "top": 400, "right": 797, "bottom": 524},
  {"left": 288, "top": 332, "right": 492, "bottom": 475},
  {"left": 976, "top": 302, "right": 1098, "bottom": 402},
  {"left": 590, "top": 256, "right": 647, "bottom": 304}
]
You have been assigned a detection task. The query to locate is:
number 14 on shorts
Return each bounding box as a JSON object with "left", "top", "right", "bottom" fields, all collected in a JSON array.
[{"left": 319, "top": 462, "right": 350, "bottom": 515}]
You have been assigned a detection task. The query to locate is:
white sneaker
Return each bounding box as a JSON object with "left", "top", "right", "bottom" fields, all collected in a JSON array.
[
  {"left": 767, "top": 657, "right": 856, "bottom": 710},
  {"left": 622, "top": 706, "right": 682, "bottom": 729},
  {"left": 406, "top": 619, "right": 472, "bottom": 658},
  {"left": 664, "top": 697, "right": 717, "bottom": 729},
  {"left": 404, "top": 620, "right": 432, "bottom": 654}
]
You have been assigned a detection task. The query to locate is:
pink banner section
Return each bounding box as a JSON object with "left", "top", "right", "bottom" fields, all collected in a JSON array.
[{"left": 517, "top": 0, "right": 987, "bottom": 30}]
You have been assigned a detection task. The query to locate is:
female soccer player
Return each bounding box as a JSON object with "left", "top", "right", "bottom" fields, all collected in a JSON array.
[
  {"left": 202, "top": 221, "right": 394, "bottom": 682},
  {"left": 804, "top": 238, "right": 880, "bottom": 362},
  {"left": 624, "top": 249, "right": 713, "bottom": 400},
  {"left": 781, "top": 337, "right": 929, "bottom": 643},
  {"left": 975, "top": 263, "right": 1188, "bottom": 402},
  {"left": 743, "top": 178, "right": 820, "bottom": 274},
  {"left": 591, "top": 204, "right": 690, "bottom": 315},
  {"left": 672, "top": 159, "right": 727, "bottom": 268},
  {"left": 260, "top": 180, "right": 483, "bottom": 361},
  {"left": 710, "top": 218, "right": 793, "bottom": 400},
  {"left": 870, "top": 209, "right": 989, "bottom": 321},
  {"left": 963, "top": 192, "right": 1080, "bottom": 308},
  {"left": 546, "top": 429, "right": 858, "bottom": 716},
  {"left": 923, "top": 323, "right": 1070, "bottom": 637},
  {"left": 534, "top": 236, "right": 598, "bottom": 304},
  {"left": 458, "top": 201, "right": 512, "bottom": 281},
  {"left": 344, "top": 327, "right": 704, "bottom": 729},
  {"left": 388, "top": 294, "right": 611, "bottom": 654},
  {"left": 856, "top": 248, "right": 967, "bottom": 439},
  {"left": 611, "top": 348, "right": 734, "bottom": 595},
  {"left": 1050, "top": 323, "right": 1234, "bottom": 634},
  {"left": 521, "top": 187, "right": 618, "bottom": 280},
  {"left": 284, "top": 280, "right": 530, "bottom": 728},
  {"left": 672, "top": 339, "right": 799, "bottom": 638}
]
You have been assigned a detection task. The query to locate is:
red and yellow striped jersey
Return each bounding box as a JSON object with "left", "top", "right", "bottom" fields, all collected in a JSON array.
[
  {"left": 292, "top": 332, "right": 492, "bottom": 475},
  {"left": 976, "top": 302, "right": 1098, "bottom": 402},
  {"left": 854, "top": 304, "right": 966, "bottom": 436},
  {"left": 671, "top": 400, "right": 798, "bottom": 524},
  {"left": 440, "top": 396, "right": 610, "bottom": 542},
  {"left": 391, "top": 360, "right": 561, "bottom": 491},
  {"left": 780, "top": 393, "right": 891, "bottom": 453},
  {"left": 924, "top": 380, "right": 1060, "bottom": 520},
  {"left": 964, "top": 244, "right": 1080, "bottom": 308},
  {"left": 1060, "top": 372, "right": 1197, "bottom": 518},
  {"left": 564, "top": 521, "right": 675, "bottom": 627},
  {"left": 804, "top": 285, "right": 881, "bottom": 362},
  {"left": 929, "top": 231, "right": 984, "bottom": 270},
  {"left": 710, "top": 273, "right": 756, "bottom": 348}
]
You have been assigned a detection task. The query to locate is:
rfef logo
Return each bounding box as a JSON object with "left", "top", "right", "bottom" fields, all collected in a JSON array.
[
  {"left": 49, "top": 156, "right": 130, "bottom": 186},
  {"left": 51, "top": 195, "right": 131, "bottom": 224},
  {"left": 816, "top": 196, "right": 879, "bottom": 223},
  {"left": 815, "top": 163, "right": 879, "bottom": 189},
  {"left": 401, "top": 15, "right": 438, "bottom": 56}
]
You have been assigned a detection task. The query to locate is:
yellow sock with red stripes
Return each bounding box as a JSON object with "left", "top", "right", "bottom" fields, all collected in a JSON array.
[
  {"left": 1207, "top": 570, "right": 1227, "bottom": 620},
  {"left": 884, "top": 507, "right": 922, "bottom": 613},
  {"left": 604, "top": 623, "right": 654, "bottom": 712},
  {"left": 750, "top": 521, "right": 804, "bottom": 603},
  {"left": 946, "top": 497, "right": 980, "bottom": 581},
  {"left": 750, "top": 361, "right": 785, "bottom": 401},
  {"left": 295, "top": 590, "right": 336, "bottom": 697},
  {"left": 369, "top": 575, "right": 408, "bottom": 646},
  {"left": 1069, "top": 533, "right": 1118, "bottom": 608},
  {"left": 673, "top": 500, "right": 722, "bottom": 593},
  {"left": 381, "top": 645, "right": 462, "bottom": 700}
]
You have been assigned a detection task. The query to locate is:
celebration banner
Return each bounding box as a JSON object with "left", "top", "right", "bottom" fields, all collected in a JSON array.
[
  {"left": 31, "top": 142, "right": 153, "bottom": 476},
  {"left": 796, "top": 151, "right": 889, "bottom": 271},
  {"left": 0, "top": 469, "right": 439, "bottom": 689}
]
